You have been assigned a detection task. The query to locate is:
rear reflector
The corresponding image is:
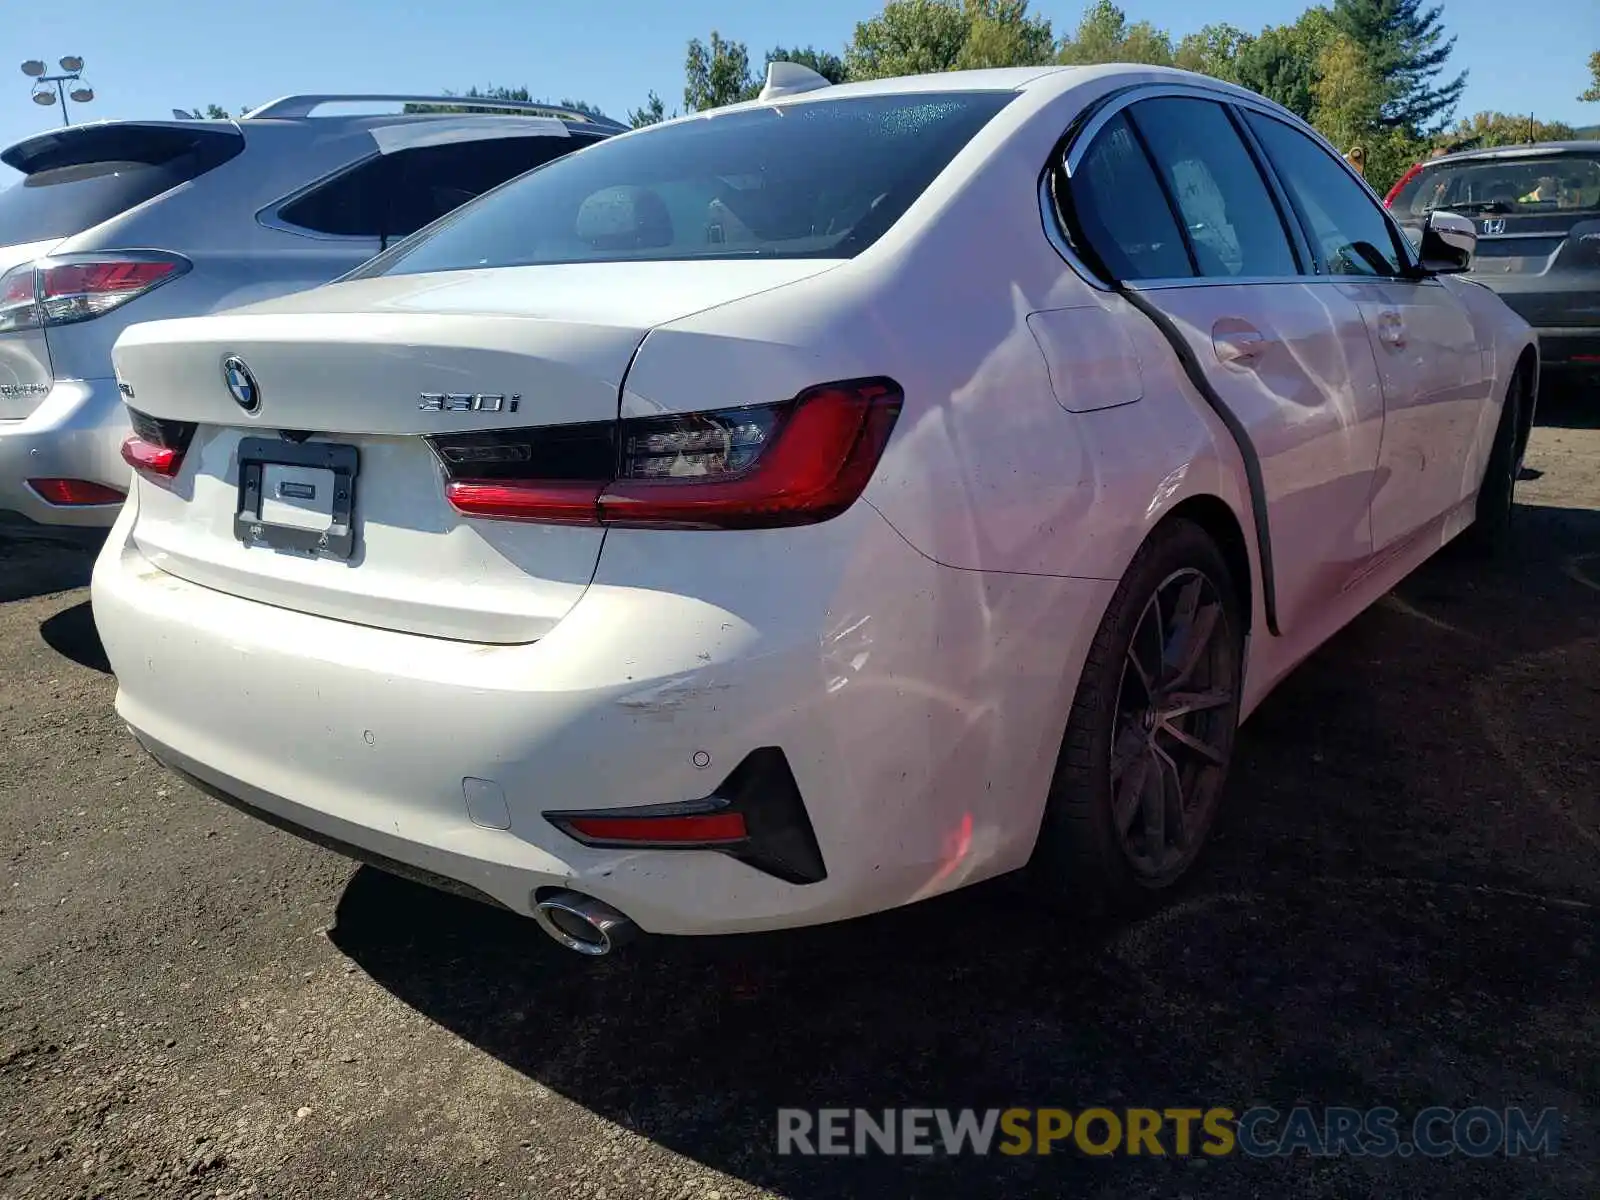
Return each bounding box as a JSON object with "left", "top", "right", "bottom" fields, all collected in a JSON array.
[
  {"left": 563, "top": 811, "right": 748, "bottom": 844},
  {"left": 27, "top": 478, "right": 126, "bottom": 506},
  {"left": 545, "top": 747, "right": 827, "bottom": 885},
  {"left": 432, "top": 377, "right": 903, "bottom": 530},
  {"left": 121, "top": 409, "right": 197, "bottom": 480}
]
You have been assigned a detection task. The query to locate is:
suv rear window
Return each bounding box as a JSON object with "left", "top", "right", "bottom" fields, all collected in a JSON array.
[
  {"left": 360, "top": 91, "right": 1015, "bottom": 275},
  {"left": 1390, "top": 152, "right": 1600, "bottom": 218},
  {"left": 0, "top": 124, "right": 243, "bottom": 245}
]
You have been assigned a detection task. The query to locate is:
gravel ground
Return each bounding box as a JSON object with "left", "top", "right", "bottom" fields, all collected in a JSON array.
[{"left": 1, "top": 405, "right": 1596, "bottom": 1199}]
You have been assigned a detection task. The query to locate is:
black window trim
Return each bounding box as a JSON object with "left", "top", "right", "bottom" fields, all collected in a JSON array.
[{"left": 1043, "top": 80, "right": 1426, "bottom": 291}]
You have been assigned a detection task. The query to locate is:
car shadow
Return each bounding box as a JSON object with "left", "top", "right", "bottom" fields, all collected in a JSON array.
[
  {"left": 0, "top": 524, "right": 103, "bottom": 604},
  {"left": 329, "top": 501, "right": 1600, "bottom": 1197},
  {"left": 1535, "top": 387, "right": 1598, "bottom": 430},
  {"left": 39, "top": 600, "right": 111, "bottom": 674}
]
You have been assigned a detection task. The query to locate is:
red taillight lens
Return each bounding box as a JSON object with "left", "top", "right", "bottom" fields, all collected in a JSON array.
[
  {"left": 121, "top": 409, "right": 197, "bottom": 480},
  {"left": 0, "top": 263, "right": 40, "bottom": 333},
  {"left": 31, "top": 253, "right": 190, "bottom": 327},
  {"left": 1384, "top": 162, "right": 1424, "bottom": 209},
  {"left": 435, "top": 378, "right": 903, "bottom": 530},
  {"left": 27, "top": 478, "right": 127, "bottom": 506}
]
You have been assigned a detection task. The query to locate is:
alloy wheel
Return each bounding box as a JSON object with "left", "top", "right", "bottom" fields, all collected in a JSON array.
[{"left": 1109, "top": 567, "right": 1239, "bottom": 881}]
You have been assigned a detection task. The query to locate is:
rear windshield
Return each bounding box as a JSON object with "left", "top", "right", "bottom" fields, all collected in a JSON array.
[
  {"left": 0, "top": 125, "right": 242, "bottom": 245},
  {"left": 1391, "top": 152, "right": 1600, "bottom": 218},
  {"left": 360, "top": 91, "right": 1016, "bottom": 275}
]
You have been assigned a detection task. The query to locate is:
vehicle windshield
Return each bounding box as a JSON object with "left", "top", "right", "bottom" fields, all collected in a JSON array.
[
  {"left": 358, "top": 91, "right": 1016, "bottom": 275},
  {"left": 1391, "top": 152, "right": 1600, "bottom": 218}
]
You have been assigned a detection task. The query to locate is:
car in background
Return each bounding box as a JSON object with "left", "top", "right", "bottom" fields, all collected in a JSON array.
[
  {"left": 1387, "top": 141, "right": 1600, "bottom": 397},
  {"left": 93, "top": 63, "right": 1536, "bottom": 955},
  {"left": 0, "top": 93, "right": 623, "bottom": 529}
]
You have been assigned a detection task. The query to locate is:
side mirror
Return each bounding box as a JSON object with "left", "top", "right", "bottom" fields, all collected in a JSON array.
[{"left": 1417, "top": 210, "right": 1475, "bottom": 273}]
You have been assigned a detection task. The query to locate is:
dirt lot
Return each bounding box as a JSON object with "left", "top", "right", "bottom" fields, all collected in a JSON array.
[{"left": 1, "top": 408, "right": 1596, "bottom": 1200}]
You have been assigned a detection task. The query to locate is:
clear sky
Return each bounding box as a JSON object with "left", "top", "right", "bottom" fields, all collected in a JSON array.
[{"left": 3, "top": 0, "right": 1595, "bottom": 179}]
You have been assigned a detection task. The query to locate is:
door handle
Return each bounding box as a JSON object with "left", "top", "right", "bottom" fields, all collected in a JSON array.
[
  {"left": 1377, "top": 309, "right": 1407, "bottom": 348},
  {"left": 1213, "top": 328, "right": 1267, "bottom": 366}
]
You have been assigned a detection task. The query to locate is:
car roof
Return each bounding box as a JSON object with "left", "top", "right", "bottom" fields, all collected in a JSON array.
[
  {"left": 1, "top": 94, "right": 623, "bottom": 167},
  {"left": 1426, "top": 140, "right": 1600, "bottom": 166}
]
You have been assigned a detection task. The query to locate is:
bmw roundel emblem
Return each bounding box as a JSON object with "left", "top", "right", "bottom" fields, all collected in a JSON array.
[{"left": 223, "top": 355, "right": 261, "bottom": 414}]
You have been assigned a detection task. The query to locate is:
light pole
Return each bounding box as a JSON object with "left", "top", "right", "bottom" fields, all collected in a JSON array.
[{"left": 21, "top": 57, "right": 94, "bottom": 127}]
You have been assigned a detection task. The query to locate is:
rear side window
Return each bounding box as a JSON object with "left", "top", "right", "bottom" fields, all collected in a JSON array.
[
  {"left": 356, "top": 92, "right": 1016, "bottom": 275},
  {"left": 1244, "top": 112, "right": 1403, "bottom": 277},
  {"left": 278, "top": 134, "right": 588, "bottom": 242},
  {"left": 1066, "top": 112, "right": 1193, "bottom": 281},
  {"left": 0, "top": 125, "right": 242, "bottom": 245},
  {"left": 1127, "top": 98, "right": 1298, "bottom": 278}
]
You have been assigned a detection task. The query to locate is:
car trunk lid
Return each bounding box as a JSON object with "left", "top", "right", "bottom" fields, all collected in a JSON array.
[{"left": 110, "top": 259, "right": 839, "bottom": 643}]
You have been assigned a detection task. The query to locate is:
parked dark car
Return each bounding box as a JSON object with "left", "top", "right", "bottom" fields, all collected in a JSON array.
[{"left": 1387, "top": 141, "right": 1600, "bottom": 397}]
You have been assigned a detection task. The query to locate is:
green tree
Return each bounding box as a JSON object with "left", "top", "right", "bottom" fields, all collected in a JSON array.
[
  {"left": 1310, "top": 33, "right": 1385, "bottom": 151},
  {"left": 764, "top": 45, "right": 849, "bottom": 84},
  {"left": 628, "top": 91, "right": 670, "bottom": 128},
  {"left": 1057, "top": 1, "right": 1175, "bottom": 67},
  {"left": 955, "top": 1, "right": 1055, "bottom": 70},
  {"left": 1234, "top": 8, "right": 1337, "bottom": 121},
  {"left": 1173, "top": 23, "right": 1252, "bottom": 83},
  {"left": 845, "top": 0, "right": 971, "bottom": 80},
  {"left": 200, "top": 103, "right": 232, "bottom": 119},
  {"left": 1331, "top": 0, "right": 1466, "bottom": 133},
  {"left": 1581, "top": 50, "right": 1600, "bottom": 102},
  {"left": 1448, "top": 110, "right": 1578, "bottom": 148},
  {"left": 685, "top": 31, "right": 757, "bottom": 111}
]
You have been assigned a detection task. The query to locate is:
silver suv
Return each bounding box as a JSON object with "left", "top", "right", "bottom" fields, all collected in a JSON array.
[{"left": 0, "top": 93, "right": 621, "bottom": 528}]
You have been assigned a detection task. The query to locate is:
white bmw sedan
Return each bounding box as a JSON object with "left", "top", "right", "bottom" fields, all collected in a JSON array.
[{"left": 93, "top": 64, "right": 1537, "bottom": 954}]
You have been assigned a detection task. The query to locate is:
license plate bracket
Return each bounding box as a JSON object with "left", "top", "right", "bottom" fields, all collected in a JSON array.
[{"left": 234, "top": 437, "right": 359, "bottom": 560}]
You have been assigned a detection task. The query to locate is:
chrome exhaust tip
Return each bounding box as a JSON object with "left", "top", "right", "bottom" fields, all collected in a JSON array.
[{"left": 532, "top": 890, "right": 636, "bottom": 956}]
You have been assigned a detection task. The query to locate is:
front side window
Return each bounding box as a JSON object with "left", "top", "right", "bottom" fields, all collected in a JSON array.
[
  {"left": 1066, "top": 112, "right": 1194, "bottom": 281},
  {"left": 354, "top": 92, "right": 1015, "bottom": 276},
  {"left": 1244, "top": 112, "right": 1404, "bottom": 277},
  {"left": 1127, "top": 98, "right": 1298, "bottom": 279}
]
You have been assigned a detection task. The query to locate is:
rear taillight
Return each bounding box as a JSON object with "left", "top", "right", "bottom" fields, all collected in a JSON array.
[
  {"left": 1384, "top": 162, "right": 1424, "bottom": 209},
  {"left": 429, "top": 378, "right": 903, "bottom": 530},
  {"left": 0, "top": 251, "right": 190, "bottom": 333},
  {"left": 121, "top": 409, "right": 197, "bottom": 480}
]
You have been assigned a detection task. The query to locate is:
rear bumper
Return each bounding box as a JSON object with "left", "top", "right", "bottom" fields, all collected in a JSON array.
[
  {"left": 0, "top": 378, "right": 130, "bottom": 527},
  {"left": 1533, "top": 328, "right": 1600, "bottom": 378},
  {"left": 91, "top": 496, "right": 1107, "bottom": 935}
]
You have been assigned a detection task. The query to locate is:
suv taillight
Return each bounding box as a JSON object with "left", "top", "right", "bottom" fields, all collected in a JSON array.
[
  {"left": 0, "top": 251, "right": 191, "bottom": 333},
  {"left": 121, "top": 408, "right": 197, "bottom": 480},
  {"left": 426, "top": 378, "right": 903, "bottom": 530}
]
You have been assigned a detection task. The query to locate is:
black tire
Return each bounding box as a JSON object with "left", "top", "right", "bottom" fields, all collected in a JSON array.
[
  {"left": 1462, "top": 370, "right": 1524, "bottom": 558},
  {"left": 1028, "top": 518, "right": 1245, "bottom": 916}
]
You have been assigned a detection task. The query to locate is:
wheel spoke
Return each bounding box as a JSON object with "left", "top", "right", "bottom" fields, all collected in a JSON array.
[
  {"left": 1158, "top": 720, "right": 1227, "bottom": 766},
  {"left": 1166, "top": 601, "right": 1220, "bottom": 691},
  {"left": 1152, "top": 743, "right": 1186, "bottom": 846},
  {"left": 1162, "top": 577, "right": 1201, "bottom": 678},
  {"left": 1158, "top": 687, "right": 1234, "bottom": 720},
  {"left": 1140, "top": 746, "right": 1165, "bottom": 850},
  {"left": 1109, "top": 724, "right": 1146, "bottom": 782},
  {"left": 1113, "top": 752, "right": 1149, "bottom": 835}
]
